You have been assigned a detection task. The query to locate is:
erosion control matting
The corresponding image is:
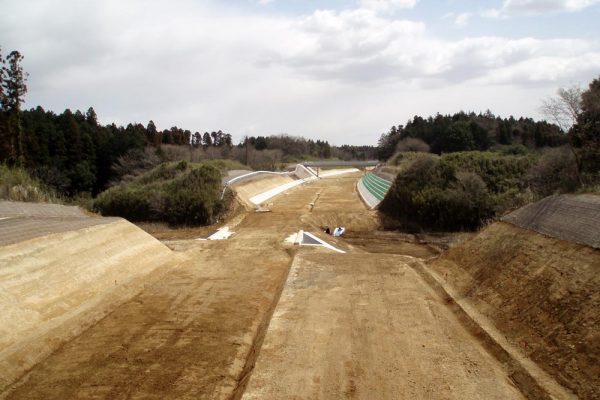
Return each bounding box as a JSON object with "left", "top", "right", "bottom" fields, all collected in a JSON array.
[{"left": 502, "top": 194, "right": 600, "bottom": 248}]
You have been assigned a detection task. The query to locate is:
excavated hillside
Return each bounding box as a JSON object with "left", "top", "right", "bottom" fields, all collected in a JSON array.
[
  {"left": 1, "top": 175, "right": 597, "bottom": 400},
  {"left": 0, "top": 202, "right": 183, "bottom": 392},
  {"left": 429, "top": 194, "right": 600, "bottom": 400}
]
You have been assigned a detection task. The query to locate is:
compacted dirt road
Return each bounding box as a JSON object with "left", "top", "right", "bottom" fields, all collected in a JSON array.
[{"left": 2, "top": 173, "right": 525, "bottom": 399}]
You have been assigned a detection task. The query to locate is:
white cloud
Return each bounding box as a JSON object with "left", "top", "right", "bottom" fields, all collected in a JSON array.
[
  {"left": 358, "top": 0, "right": 419, "bottom": 12},
  {"left": 0, "top": 0, "right": 599, "bottom": 145},
  {"left": 257, "top": 0, "right": 274, "bottom": 5},
  {"left": 454, "top": 12, "right": 472, "bottom": 26},
  {"left": 265, "top": 9, "right": 599, "bottom": 86},
  {"left": 486, "top": 0, "right": 600, "bottom": 17}
]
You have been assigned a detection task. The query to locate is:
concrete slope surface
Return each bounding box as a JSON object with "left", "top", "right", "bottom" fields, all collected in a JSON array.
[{"left": 0, "top": 174, "right": 584, "bottom": 400}]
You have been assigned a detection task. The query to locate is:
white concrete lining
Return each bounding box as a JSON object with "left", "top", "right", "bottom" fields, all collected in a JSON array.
[
  {"left": 249, "top": 176, "right": 317, "bottom": 205},
  {"left": 197, "top": 227, "right": 234, "bottom": 241},
  {"left": 357, "top": 178, "right": 380, "bottom": 209},
  {"left": 318, "top": 168, "right": 359, "bottom": 178}
]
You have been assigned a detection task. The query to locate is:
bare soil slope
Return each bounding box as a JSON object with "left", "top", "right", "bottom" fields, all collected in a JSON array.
[
  {"left": 0, "top": 218, "right": 180, "bottom": 392},
  {"left": 429, "top": 222, "right": 600, "bottom": 399},
  {"left": 2, "top": 173, "right": 577, "bottom": 400}
]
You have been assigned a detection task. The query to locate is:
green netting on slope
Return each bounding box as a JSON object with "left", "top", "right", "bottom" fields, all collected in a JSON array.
[{"left": 361, "top": 173, "right": 392, "bottom": 201}]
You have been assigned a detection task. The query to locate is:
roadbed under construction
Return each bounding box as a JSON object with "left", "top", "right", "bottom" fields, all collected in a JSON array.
[{"left": 1, "top": 174, "right": 597, "bottom": 399}]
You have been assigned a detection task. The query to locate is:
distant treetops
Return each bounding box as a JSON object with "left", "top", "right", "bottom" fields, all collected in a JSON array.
[{"left": 376, "top": 111, "right": 566, "bottom": 161}]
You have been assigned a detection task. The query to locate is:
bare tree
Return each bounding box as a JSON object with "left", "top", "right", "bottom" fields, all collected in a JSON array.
[
  {"left": 540, "top": 85, "right": 583, "bottom": 131},
  {"left": 540, "top": 84, "right": 586, "bottom": 184}
]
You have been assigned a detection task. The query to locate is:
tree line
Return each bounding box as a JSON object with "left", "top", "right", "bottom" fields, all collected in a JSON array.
[
  {"left": 0, "top": 47, "right": 377, "bottom": 198},
  {"left": 377, "top": 111, "right": 566, "bottom": 161},
  {"left": 379, "top": 75, "right": 600, "bottom": 231}
]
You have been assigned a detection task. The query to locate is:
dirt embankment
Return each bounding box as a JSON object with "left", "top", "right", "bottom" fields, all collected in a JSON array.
[
  {"left": 429, "top": 222, "right": 600, "bottom": 399},
  {"left": 0, "top": 219, "right": 181, "bottom": 392}
]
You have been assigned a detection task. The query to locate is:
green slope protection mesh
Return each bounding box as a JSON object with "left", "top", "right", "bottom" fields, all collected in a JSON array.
[{"left": 361, "top": 172, "right": 392, "bottom": 201}]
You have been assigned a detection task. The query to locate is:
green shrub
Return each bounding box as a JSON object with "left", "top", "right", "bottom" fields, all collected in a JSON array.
[
  {"left": 0, "top": 165, "right": 57, "bottom": 202},
  {"left": 380, "top": 151, "right": 536, "bottom": 231},
  {"left": 440, "top": 151, "right": 537, "bottom": 193},
  {"left": 526, "top": 147, "right": 580, "bottom": 198},
  {"left": 94, "top": 162, "right": 226, "bottom": 225}
]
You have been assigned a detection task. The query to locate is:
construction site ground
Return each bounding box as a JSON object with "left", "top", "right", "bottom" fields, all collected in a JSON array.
[{"left": 1, "top": 173, "right": 571, "bottom": 399}]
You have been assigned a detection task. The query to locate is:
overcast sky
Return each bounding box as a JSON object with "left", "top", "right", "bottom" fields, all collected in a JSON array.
[{"left": 1, "top": 0, "right": 599, "bottom": 145}]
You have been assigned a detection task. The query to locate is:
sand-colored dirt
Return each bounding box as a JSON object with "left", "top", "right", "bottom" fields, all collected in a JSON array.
[
  {"left": 0, "top": 219, "right": 180, "bottom": 391},
  {"left": 429, "top": 222, "right": 600, "bottom": 399},
  {"left": 1, "top": 173, "right": 584, "bottom": 399},
  {"left": 243, "top": 251, "right": 524, "bottom": 400}
]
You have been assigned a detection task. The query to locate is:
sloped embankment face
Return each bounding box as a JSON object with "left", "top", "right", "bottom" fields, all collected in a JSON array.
[
  {"left": 429, "top": 221, "right": 600, "bottom": 399},
  {"left": 0, "top": 219, "right": 180, "bottom": 392},
  {"left": 231, "top": 174, "right": 295, "bottom": 208}
]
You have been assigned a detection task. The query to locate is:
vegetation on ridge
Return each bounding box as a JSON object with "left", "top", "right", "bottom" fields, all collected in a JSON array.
[{"left": 93, "top": 161, "right": 227, "bottom": 225}]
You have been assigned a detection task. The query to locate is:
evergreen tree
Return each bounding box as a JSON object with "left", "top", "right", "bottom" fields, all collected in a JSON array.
[
  {"left": 86, "top": 107, "right": 98, "bottom": 126},
  {"left": 2, "top": 50, "right": 28, "bottom": 165},
  {"left": 3, "top": 51, "right": 27, "bottom": 112},
  {"left": 0, "top": 47, "right": 5, "bottom": 108},
  {"left": 202, "top": 131, "right": 212, "bottom": 148}
]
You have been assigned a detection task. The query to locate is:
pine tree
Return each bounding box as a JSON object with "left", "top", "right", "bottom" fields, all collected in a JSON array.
[
  {"left": 2, "top": 50, "right": 28, "bottom": 165},
  {"left": 202, "top": 132, "right": 212, "bottom": 148},
  {"left": 3, "top": 51, "right": 27, "bottom": 112},
  {"left": 0, "top": 47, "right": 9, "bottom": 162},
  {"left": 0, "top": 47, "right": 5, "bottom": 109},
  {"left": 86, "top": 107, "right": 98, "bottom": 126}
]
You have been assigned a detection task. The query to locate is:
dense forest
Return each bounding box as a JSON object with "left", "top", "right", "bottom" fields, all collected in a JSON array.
[{"left": 376, "top": 111, "right": 567, "bottom": 161}]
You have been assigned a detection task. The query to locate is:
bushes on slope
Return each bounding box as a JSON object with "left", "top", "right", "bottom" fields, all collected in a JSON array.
[
  {"left": 379, "top": 152, "right": 536, "bottom": 231},
  {"left": 93, "top": 161, "right": 226, "bottom": 225}
]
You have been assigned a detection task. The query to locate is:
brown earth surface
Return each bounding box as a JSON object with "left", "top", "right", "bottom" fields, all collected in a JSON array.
[
  {"left": 0, "top": 173, "right": 585, "bottom": 399},
  {"left": 242, "top": 251, "right": 524, "bottom": 400},
  {"left": 429, "top": 222, "right": 600, "bottom": 400}
]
